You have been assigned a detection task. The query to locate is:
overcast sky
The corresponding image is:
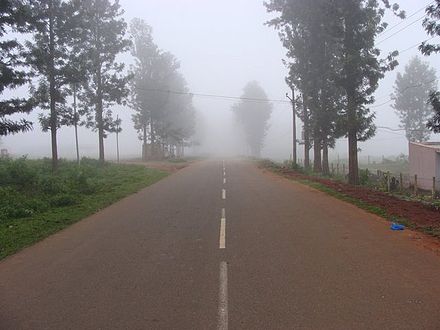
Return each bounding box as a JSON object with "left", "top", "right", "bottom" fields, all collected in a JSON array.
[{"left": 2, "top": 0, "right": 440, "bottom": 162}]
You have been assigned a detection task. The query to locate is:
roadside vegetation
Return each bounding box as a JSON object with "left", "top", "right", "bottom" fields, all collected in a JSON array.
[
  {"left": 0, "top": 157, "right": 167, "bottom": 259},
  {"left": 260, "top": 159, "right": 440, "bottom": 240},
  {"left": 359, "top": 156, "right": 409, "bottom": 175}
]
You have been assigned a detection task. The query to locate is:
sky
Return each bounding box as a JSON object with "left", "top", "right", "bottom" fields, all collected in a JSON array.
[{"left": 2, "top": 0, "right": 440, "bottom": 162}]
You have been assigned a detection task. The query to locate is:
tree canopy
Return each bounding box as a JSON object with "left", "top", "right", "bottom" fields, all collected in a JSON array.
[
  {"left": 70, "top": 0, "right": 131, "bottom": 163},
  {"left": 0, "top": 0, "right": 34, "bottom": 136},
  {"left": 391, "top": 56, "right": 437, "bottom": 142},
  {"left": 233, "top": 81, "right": 272, "bottom": 158},
  {"left": 266, "top": 0, "right": 403, "bottom": 184},
  {"left": 130, "top": 18, "right": 195, "bottom": 160}
]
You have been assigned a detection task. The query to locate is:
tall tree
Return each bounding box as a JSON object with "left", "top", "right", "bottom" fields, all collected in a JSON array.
[
  {"left": 266, "top": 0, "right": 402, "bottom": 183},
  {"left": 391, "top": 56, "right": 437, "bottom": 142},
  {"left": 427, "top": 91, "right": 440, "bottom": 133},
  {"left": 266, "top": 0, "right": 345, "bottom": 174},
  {"left": 233, "top": 81, "right": 272, "bottom": 158},
  {"left": 129, "top": 17, "right": 193, "bottom": 161},
  {"left": 129, "top": 18, "right": 157, "bottom": 160},
  {"left": 26, "top": 0, "right": 74, "bottom": 170},
  {"left": 335, "top": 0, "right": 402, "bottom": 184},
  {"left": 156, "top": 72, "right": 195, "bottom": 157},
  {"left": 420, "top": 0, "right": 440, "bottom": 133},
  {"left": 71, "top": 0, "right": 131, "bottom": 163},
  {"left": 0, "top": 0, "right": 34, "bottom": 136}
]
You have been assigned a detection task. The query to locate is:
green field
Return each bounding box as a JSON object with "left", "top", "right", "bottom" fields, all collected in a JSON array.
[{"left": 0, "top": 158, "right": 168, "bottom": 260}]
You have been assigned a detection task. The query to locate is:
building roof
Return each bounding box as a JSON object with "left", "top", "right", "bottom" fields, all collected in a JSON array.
[{"left": 410, "top": 142, "right": 440, "bottom": 152}]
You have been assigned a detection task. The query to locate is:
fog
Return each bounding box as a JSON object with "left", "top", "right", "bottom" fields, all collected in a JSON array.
[{"left": 3, "top": 0, "right": 440, "bottom": 162}]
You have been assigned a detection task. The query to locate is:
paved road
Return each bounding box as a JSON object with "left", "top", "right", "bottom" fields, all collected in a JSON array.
[{"left": 1, "top": 160, "right": 440, "bottom": 329}]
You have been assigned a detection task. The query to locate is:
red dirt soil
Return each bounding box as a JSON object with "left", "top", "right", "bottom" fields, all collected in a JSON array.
[{"left": 272, "top": 167, "right": 440, "bottom": 230}]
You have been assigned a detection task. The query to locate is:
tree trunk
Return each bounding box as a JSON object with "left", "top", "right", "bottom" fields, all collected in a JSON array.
[
  {"left": 96, "top": 66, "right": 105, "bottom": 163},
  {"left": 322, "top": 140, "right": 330, "bottom": 175},
  {"left": 142, "top": 124, "right": 147, "bottom": 161},
  {"left": 347, "top": 92, "right": 359, "bottom": 185},
  {"left": 290, "top": 88, "right": 297, "bottom": 166},
  {"left": 312, "top": 96, "right": 322, "bottom": 173},
  {"left": 73, "top": 84, "right": 80, "bottom": 165},
  {"left": 48, "top": 0, "right": 58, "bottom": 172},
  {"left": 302, "top": 93, "right": 310, "bottom": 169},
  {"left": 313, "top": 133, "right": 322, "bottom": 173},
  {"left": 344, "top": 13, "right": 360, "bottom": 185}
]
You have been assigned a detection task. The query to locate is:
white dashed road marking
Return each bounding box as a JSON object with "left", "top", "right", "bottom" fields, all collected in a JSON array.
[{"left": 218, "top": 261, "right": 228, "bottom": 330}]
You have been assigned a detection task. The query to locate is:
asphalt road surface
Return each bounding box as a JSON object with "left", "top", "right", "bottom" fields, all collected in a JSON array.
[{"left": 1, "top": 160, "right": 440, "bottom": 329}]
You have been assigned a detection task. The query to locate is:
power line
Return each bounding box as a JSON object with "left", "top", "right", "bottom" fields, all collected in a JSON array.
[
  {"left": 372, "top": 78, "right": 437, "bottom": 109},
  {"left": 376, "top": 14, "right": 427, "bottom": 46},
  {"left": 371, "top": 99, "right": 393, "bottom": 109},
  {"left": 378, "top": 1, "right": 434, "bottom": 38},
  {"left": 135, "top": 87, "right": 291, "bottom": 104},
  {"left": 400, "top": 36, "right": 436, "bottom": 54}
]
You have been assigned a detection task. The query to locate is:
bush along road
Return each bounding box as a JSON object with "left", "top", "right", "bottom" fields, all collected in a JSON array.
[{"left": 0, "top": 157, "right": 168, "bottom": 259}]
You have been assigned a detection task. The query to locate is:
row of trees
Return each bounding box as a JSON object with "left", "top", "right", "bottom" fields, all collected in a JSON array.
[
  {"left": 130, "top": 19, "right": 195, "bottom": 160},
  {"left": 1, "top": 0, "right": 195, "bottom": 169},
  {"left": 265, "top": 0, "right": 405, "bottom": 184}
]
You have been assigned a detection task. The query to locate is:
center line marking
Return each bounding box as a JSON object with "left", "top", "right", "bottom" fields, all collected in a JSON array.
[
  {"left": 219, "top": 218, "right": 226, "bottom": 249},
  {"left": 222, "top": 189, "right": 226, "bottom": 200},
  {"left": 218, "top": 261, "right": 228, "bottom": 330},
  {"left": 221, "top": 208, "right": 225, "bottom": 218},
  {"left": 223, "top": 178, "right": 226, "bottom": 184}
]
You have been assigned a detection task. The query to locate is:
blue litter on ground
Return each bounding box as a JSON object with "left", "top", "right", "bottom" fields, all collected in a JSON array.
[{"left": 391, "top": 223, "right": 405, "bottom": 231}]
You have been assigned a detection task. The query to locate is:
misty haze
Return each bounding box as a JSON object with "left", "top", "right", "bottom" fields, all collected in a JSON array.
[{"left": 1, "top": 1, "right": 440, "bottom": 329}]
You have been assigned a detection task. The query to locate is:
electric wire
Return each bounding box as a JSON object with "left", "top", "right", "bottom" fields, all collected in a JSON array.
[{"left": 377, "top": 1, "right": 434, "bottom": 38}]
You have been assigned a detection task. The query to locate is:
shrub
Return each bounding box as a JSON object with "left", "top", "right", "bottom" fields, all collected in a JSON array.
[
  {"left": 0, "top": 157, "right": 37, "bottom": 188},
  {"left": 38, "top": 175, "right": 67, "bottom": 195},
  {"left": 359, "top": 169, "right": 370, "bottom": 186},
  {"left": 50, "top": 194, "right": 78, "bottom": 207}
]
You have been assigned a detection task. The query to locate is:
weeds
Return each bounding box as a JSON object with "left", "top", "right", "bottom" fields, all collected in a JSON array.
[{"left": 0, "top": 157, "right": 167, "bottom": 259}]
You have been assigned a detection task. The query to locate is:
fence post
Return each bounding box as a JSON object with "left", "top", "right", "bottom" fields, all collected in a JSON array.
[
  {"left": 336, "top": 163, "right": 339, "bottom": 175},
  {"left": 400, "top": 173, "right": 403, "bottom": 193},
  {"left": 387, "top": 171, "right": 391, "bottom": 192},
  {"left": 433, "top": 177, "right": 436, "bottom": 199},
  {"left": 414, "top": 174, "right": 418, "bottom": 196}
]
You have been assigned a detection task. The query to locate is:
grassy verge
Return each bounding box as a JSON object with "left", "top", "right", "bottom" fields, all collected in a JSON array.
[
  {"left": 302, "top": 179, "right": 440, "bottom": 238},
  {"left": 260, "top": 160, "right": 418, "bottom": 229},
  {"left": 299, "top": 179, "right": 414, "bottom": 225},
  {"left": 0, "top": 158, "right": 168, "bottom": 260}
]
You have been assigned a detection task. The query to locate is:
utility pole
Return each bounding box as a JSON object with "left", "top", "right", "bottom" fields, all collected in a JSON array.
[
  {"left": 116, "top": 115, "right": 120, "bottom": 163},
  {"left": 286, "top": 88, "right": 297, "bottom": 166}
]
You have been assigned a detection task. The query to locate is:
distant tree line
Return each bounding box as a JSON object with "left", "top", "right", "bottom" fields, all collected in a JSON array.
[
  {"left": 129, "top": 18, "right": 195, "bottom": 161},
  {"left": 0, "top": 0, "right": 195, "bottom": 170}
]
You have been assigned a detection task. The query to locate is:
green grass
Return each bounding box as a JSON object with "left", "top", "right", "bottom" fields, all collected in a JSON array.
[{"left": 0, "top": 157, "right": 168, "bottom": 260}]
